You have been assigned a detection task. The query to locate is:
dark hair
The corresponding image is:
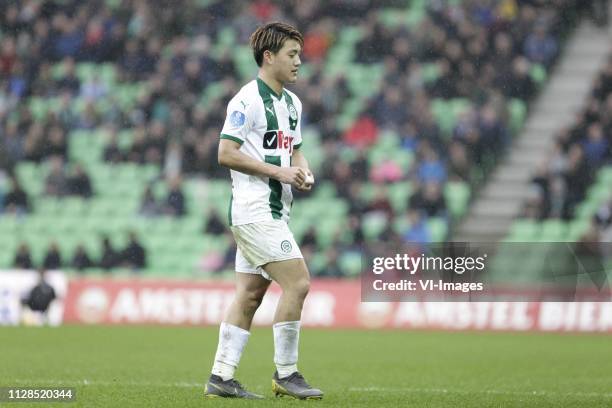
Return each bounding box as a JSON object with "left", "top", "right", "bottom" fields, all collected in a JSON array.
[{"left": 250, "top": 22, "right": 304, "bottom": 67}]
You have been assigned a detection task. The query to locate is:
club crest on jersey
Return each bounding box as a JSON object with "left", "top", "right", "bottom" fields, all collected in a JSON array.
[
  {"left": 263, "top": 130, "right": 294, "bottom": 153},
  {"left": 229, "top": 110, "right": 246, "bottom": 127},
  {"left": 288, "top": 104, "right": 297, "bottom": 121}
]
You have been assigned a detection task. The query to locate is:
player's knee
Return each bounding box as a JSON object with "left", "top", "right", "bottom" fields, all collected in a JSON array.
[
  {"left": 237, "top": 289, "right": 265, "bottom": 314},
  {"left": 289, "top": 278, "right": 310, "bottom": 300}
]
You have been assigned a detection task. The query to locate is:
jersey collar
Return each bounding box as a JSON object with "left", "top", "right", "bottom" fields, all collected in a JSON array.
[{"left": 256, "top": 77, "right": 283, "bottom": 100}]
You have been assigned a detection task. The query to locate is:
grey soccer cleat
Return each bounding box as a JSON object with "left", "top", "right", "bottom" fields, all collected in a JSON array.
[
  {"left": 272, "top": 371, "right": 323, "bottom": 400},
  {"left": 204, "top": 374, "right": 264, "bottom": 399}
]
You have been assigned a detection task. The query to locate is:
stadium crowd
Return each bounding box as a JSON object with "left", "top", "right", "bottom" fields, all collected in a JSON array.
[
  {"left": 523, "top": 54, "right": 612, "bottom": 239},
  {"left": 0, "top": 0, "right": 592, "bottom": 275}
]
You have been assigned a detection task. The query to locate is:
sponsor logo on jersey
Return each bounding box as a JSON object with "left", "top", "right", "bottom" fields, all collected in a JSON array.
[
  {"left": 229, "top": 111, "right": 246, "bottom": 127},
  {"left": 263, "top": 130, "right": 294, "bottom": 153}
]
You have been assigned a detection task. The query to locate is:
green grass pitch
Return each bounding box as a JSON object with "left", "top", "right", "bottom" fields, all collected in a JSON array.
[{"left": 2, "top": 326, "right": 611, "bottom": 407}]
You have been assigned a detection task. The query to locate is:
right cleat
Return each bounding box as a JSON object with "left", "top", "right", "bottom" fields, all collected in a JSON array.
[
  {"left": 204, "top": 374, "right": 264, "bottom": 399},
  {"left": 272, "top": 371, "right": 323, "bottom": 400}
]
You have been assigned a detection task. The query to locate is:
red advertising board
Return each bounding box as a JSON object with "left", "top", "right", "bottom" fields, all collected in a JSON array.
[{"left": 63, "top": 278, "right": 612, "bottom": 332}]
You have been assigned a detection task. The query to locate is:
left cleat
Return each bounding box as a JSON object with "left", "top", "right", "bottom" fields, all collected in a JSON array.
[
  {"left": 271, "top": 371, "right": 323, "bottom": 400},
  {"left": 204, "top": 375, "right": 264, "bottom": 399}
]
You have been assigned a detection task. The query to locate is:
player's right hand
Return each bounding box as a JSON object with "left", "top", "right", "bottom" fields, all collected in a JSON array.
[{"left": 276, "top": 166, "right": 306, "bottom": 187}]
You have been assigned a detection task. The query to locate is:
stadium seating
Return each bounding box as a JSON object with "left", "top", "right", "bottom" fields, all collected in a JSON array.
[{"left": 0, "top": 0, "right": 580, "bottom": 276}]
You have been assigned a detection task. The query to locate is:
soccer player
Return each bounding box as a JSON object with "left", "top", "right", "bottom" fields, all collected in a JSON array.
[{"left": 204, "top": 22, "right": 323, "bottom": 400}]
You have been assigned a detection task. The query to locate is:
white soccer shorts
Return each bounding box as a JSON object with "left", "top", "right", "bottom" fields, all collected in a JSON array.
[{"left": 231, "top": 219, "right": 303, "bottom": 280}]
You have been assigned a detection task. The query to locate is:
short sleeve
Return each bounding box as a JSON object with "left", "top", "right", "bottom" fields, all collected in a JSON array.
[
  {"left": 220, "top": 98, "right": 250, "bottom": 145},
  {"left": 292, "top": 97, "right": 303, "bottom": 150}
]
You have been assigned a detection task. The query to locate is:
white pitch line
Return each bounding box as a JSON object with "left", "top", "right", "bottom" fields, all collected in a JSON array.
[{"left": 348, "top": 386, "right": 612, "bottom": 398}]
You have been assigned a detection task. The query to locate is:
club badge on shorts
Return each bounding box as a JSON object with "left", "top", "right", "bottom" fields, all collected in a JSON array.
[{"left": 281, "top": 240, "right": 293, "bottom": 253}]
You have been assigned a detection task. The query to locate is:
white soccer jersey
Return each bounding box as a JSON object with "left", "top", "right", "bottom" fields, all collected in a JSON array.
[{"left": 220, "top": 77, "right": 303, "bottom": 226}]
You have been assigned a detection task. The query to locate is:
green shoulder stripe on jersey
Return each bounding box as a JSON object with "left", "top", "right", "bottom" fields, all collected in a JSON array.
[
  {"left": 257, "top": 78, "right": 279, "bottom": 131},
  {"left": 220, "top": 134, "right": 244, "bottom": 145},
  {"left": 293, "top": 142, "right": 302, "bottom": 150},
  {"left": 283, "top": 90, "right": 298, "bottom": 131},
  {"left": 265, "top": 155, "right": 283, "bottom": 220}
]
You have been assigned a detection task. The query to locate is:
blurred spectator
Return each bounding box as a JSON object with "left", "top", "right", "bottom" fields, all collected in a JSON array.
[
  {"left": 139, "top": 184, "right": 161, "bottom": 217},
  {"left": 204, "top": 209, "right": 226, "bottom": 235},
  {"left": 563, "top": 144, "right": 591, "bottom": 219},
  {"left": 42, "top": 242, "right": 63, "bottom": 270},
  {"left": 103, "top": 131, "right": 123, "bottom": 163},
  {"left": 448, "top": 141, "right": 471, "bottom": 182},
  {"left": 99, "top": 236, "right": 118, "bottom": 270},
  {"left": 21, "top": 268, "right": 56, "bottom": 325},
  {"left": 165, "top": 177, "right": 185, "bottom": 217},
  {"left": 44, "top": 156, "right": 68, "bottom": 197},
  {"left": 417, "top": 146, "right": 446, "bottom": 184},
  {"left": 139, "top": 185, "right": 161, "bottom": 217},
  {"left": 343, "top": 116, "right": 379, "bottom": 148},
  {"left": 120, "top": 232, "right": 147, "bottom": 270},
  {"left": 523, "top": 24, "right": 558, "bottom": 67},
  {"left": 72, "top": 244, "right": 93, "bottom": 271},
  {"left": 67, "top": 164, "right": 93, "bottom": 198},
  {"left": 13, "top": 242, "right": 33, "bottom": 269},
  {"left": 410, "top": 182, "right": 447, "bottom": 218},
  {"left": 582, "top": 123, "right": 609, "bottom": 167},
  {"left": 499, "top": 57, "right": 537, "bottom": 100},
  {"left": 403, "top": 209, "right": 430, "bottom": 245},
  {"left": 56, "top": 57, "right": 80, "bottom": 95},
  {"left": 301, "top": 226, "right": 318, "bottom": 251},
  {"left": 3, "top": 174, "right": 29, "bottom": 215},
  {"left": 42, "top": 126, "right": 68, "bottom": 160},
  {"left": 366, "top": 187, "right": 394, "bottom": 219},
  {"left": 317, "top": 248, "right": 343, "bottom": 278}
]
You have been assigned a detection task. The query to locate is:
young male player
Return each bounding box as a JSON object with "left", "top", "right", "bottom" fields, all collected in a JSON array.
[{"left": 204, "top": 22, "right": 323, "bottom": 400}]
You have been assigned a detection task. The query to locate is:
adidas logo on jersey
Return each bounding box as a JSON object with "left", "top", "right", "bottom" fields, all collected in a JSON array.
[{"left": 263, "top": 130, "right": 294, "bottom": 152}]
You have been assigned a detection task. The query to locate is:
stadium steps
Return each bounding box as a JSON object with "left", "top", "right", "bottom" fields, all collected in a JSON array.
[{"left": 453, "top": 18, "right": 611, "bottom": 243}]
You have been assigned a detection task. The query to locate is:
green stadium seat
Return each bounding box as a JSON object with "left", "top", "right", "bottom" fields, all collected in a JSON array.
[
  {"left": 315, "top": 219, "right": 341, "bottom": 248},
  {"left": 362, "top": 211, "right": 388, "bottom": 241},
  {"left": 508, "top": 99, "right": 527, "bottom": 133},
  {"left": 444, "top": 182, "right": 470, "bottom": 219},
  {"left": 313, "top": 181, "right": 336, "bottom": 199},
  {"left": 75, "top": 63, "right": 96, "bottom": 82},
  {"left": 421, "top": 63, "right": 441, "bottom": 84},
  {"left": 539, "top": 219, "right": 567, "bottom": 242},
  {"left": 338, "top": 250, "right": 362, "bottom": 277},
  {"left": 597, "top": 166, "right": 612, "bottom": 184},
  {"left": 507, "top": 220, "right": 540, "bottom": 241},
  {"left": 358, "top": 182, "right": 378, "bottom": 204},
  {"left": 35, "top": 198, "right": 62, "bottom": 215},
  {"left": 530, "top": 63, "right": 547, "bottom": 86},
  {"left": 388, "top": 181, "right": 413, "bottom": 213},
  {"left": 427, "top": 217, "right": 448, "bottom": 242}
]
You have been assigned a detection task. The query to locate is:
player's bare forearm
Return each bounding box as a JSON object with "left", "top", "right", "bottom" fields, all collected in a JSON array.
[{"left": 291, "top": 149, "right": 310, "bottom": 172}]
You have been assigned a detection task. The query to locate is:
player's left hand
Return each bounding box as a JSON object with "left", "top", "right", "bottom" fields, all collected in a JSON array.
[{"left": 295, "top": 169, "right": 314, "bottom": 192}]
